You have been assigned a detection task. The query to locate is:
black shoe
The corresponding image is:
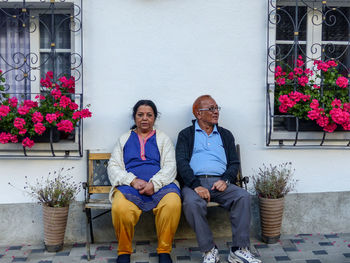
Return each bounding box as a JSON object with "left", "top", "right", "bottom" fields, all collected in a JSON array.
[
  {"left": 117, "top": 254, "right": 130, "bottom": 263},
  {"left": 158, "top": 253, "right": 172, "bottom": 263}
]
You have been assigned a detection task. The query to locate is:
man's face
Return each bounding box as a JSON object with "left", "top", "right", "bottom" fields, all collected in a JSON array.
[{"left": 197, "top": 97, "right": 219, "bottom": 126}]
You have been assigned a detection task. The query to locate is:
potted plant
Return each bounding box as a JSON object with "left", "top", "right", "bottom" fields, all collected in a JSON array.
[
  {"left": 0, "top": 71, "right": 92, "bottom": 148},
  {"left": 12, "top": 167, "right": 80, "bottom": 252},
  {"left": 251, "top": 162, "right": 297, "bottom": 244},
  {"left": 275, "top": 56, "right": 350, "bottom": 132}
]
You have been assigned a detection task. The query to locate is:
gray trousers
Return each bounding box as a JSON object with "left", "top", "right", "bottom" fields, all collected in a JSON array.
[{"left": 182, "top": 177, "right": 251, "bottom": 252}]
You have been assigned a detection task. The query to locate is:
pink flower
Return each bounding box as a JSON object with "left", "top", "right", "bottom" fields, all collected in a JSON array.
[
  {"left": 35, "top": 95, "right": 46, "bottom": 101},
  {"left": 310, "top": 99, "right": 319, "bottom": 110},
  {"left": 76, "top": 108, "right": 92, "bottom": 119},
  {"left": 10, "top": 134, "right": 18, "bottom": 143},
  {"left": 0, "top": 132, "right": 17, "bottom": 143},
  {"left": 331, "top": 99, "right": 342, "bottom": 108},
  {"left": 59, "top": 76, "right": 76, "bottom": 93},
  {"left": 342, "top": 121, "right": 350, "bottom": 130},
  {"left": 0, "top": 105, "right": 10, "bottom": 117},
  {"left": 32, "top": 111, "right": 44, "bottom": 123},
  {"left": 304, "top": 68, "right": 313, "bottom": 76},
  {"left": 51, "top": 88, "right": 62, "bottom": 100},
  {"left": 343, "top": 103, "right": 350, "bottom": 112},
  {"left": 59, "top": 96, "right": 72, "bottom": 108},
  {"left": 276, "top": 78, "right": 286, "bottom": 86},
  {"left": 8, "top": 97, "right": 18, "bottom": 108},
  {"left": 57, "top": 120, "right": 74, "bottom": 133},
  {"left": 23, "top": 100, "right": 38, "bottom": 109},
  {"left": 45, "top": 113, "right": 58, "bottom": 124},
  {"left": 18, "top": 129, "right": 27, "bottom": 135},
  {"left": 323, "top": 123, "right": 337, "bottom": 133},
  {"left": 72, "top": 111, "right": 81, "bottom": 120},
  {"left": 313, "top": 84, "right": 320, "bottom": 89},
  {"left": 317, "top": 62, "right": 330, "bottom": 72},
  {"left": 0, "top": 132, "right": 10, "bottom": 144},
  {"left": 297, "top": 56, "right": 304, "bottom": 67},
  {"left": 22, "top": 137, "right": 34, "bottom": 148},
  {"left": 298, "top": 75, "right": 309, "bottom": 86},
  {"left": 287, "top": 72, "right": 294, "bottom": 80},
  {"left": 40, "top": 78, "right": 52, "bottom": 88},
  {"left": 279, "top": 104, "right": 289, "bottom": 113},
  {"left": 46, "top": 71, "right": 53, "bottom": 79},
  {"left": 14, "top": 118, "right": 26, "bottom": 130},
  {"left": 34, "top": 123, "right": 46, "bottom": 135},
  {"left": 336, "top": 76, "right": 348, "bottom": 88},
  {"left": 330, "top": 108, "right": 350, "bottom": 124},
  {"left": 69, "top": 102, "right": 79, "bottom": 110},
  {"left": 327, "top": 60, "right": 337, "bottom": 67},
  {"left": 294, "top": 67, "right": 303, "bottom": 75},
  {"left": 279, "top": 95, "right": 295, "bottom": 108},
  {"left": 316, "top": 115, "right": 329, "bottom": 127},
  {"left": 308, "top": 109, "right": 321, "bottom": 120},
  {"left": 18, "top": 105, "right": 30, "bottom": 115}
]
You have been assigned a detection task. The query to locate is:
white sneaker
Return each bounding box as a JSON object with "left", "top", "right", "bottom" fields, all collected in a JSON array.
[
  {"left": 202, "top": 246, "right": 220, "bottom": 263},
  {"left": 227, "top": 247, "right": 261, "bottom": 263}
]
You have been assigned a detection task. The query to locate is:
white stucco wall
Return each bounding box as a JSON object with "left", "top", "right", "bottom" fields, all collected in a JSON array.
[{"left": 1, "top": 0, "right": 350, "bottom": 205}]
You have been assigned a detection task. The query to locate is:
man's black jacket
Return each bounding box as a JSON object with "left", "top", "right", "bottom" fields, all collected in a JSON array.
[{"left": 175, "top": 120, "right": 240, "bottom": 189}]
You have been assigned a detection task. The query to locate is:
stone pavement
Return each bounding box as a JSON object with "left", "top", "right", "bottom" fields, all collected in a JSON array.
[{"left": 1, "top": 233, "right": 350, "bottom": 263}]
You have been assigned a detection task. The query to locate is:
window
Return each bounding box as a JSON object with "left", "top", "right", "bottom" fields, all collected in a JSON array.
[
  {"left": 0, "top": 1, "right": 83, "bottom": 158},
  {"left": 266, "top": 0, "right": 350, "bottom": 148}
]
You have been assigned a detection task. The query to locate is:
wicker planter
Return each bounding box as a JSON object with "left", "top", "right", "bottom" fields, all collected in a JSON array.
[
  {"left": 259, "top": 196, "right": 285, "bottom": 244},
  {"left": 42, "top": 205, "right": 69, "bottom": 252}
]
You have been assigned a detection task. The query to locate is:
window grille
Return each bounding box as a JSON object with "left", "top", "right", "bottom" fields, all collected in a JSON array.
[
  {"left": 266, "top": 0, "right": 350, "bottom": 148},
  {"left": 0, "top": 0, "right": 83, "bottom": 158}
]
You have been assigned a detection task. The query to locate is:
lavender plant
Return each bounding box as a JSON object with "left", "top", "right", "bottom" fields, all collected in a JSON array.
[
  {"left": 11, "top": 167, "right": 80, "bottom": 207},
  {"left": 251, "top": 162, "right": 297, "bottom": 199}
]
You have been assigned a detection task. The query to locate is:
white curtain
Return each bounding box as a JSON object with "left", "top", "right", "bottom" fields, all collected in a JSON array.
[{"left": 0, "top": 9, "right": 31, "bottom": 97}]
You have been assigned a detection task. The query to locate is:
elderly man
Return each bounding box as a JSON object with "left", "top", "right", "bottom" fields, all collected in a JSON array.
[{"left": 175, "top": 95, "right": 261, "bottom": 263}]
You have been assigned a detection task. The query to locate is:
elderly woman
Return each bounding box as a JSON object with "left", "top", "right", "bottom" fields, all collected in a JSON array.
[{"left": 107, "top": 100, "right": 181, "bottom": 263}]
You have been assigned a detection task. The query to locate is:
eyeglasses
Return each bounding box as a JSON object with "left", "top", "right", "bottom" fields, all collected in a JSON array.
[{"left": 199, "top": 106, "right": 221, "bottom": 112}]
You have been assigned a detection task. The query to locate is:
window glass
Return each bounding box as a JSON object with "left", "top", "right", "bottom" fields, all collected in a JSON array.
[
  {"left": 276, "top": 6, "right": 307, "bottom": 41},
  {"left": 322, "top": 7, "right": 350, "bottom": 41},
  {"left": 40, "top": 14, "right": 71, "bottom": 49}
]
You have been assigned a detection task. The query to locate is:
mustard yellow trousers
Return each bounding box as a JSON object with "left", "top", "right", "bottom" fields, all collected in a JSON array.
[{"left": 111, "top": 190, "right": 181, "bottom": 255}]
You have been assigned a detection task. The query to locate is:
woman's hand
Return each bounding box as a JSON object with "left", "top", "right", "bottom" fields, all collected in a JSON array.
[
  {"left": 139, "top": 182, "right": 154, "bottom": 196},
  {"left": 131, "top": 178, "right": 147, "bottom": 190}
]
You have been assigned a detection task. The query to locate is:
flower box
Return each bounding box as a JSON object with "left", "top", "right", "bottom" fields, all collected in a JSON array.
[{"left": 284, "top": 118, "right": 323, "bottom": 131}]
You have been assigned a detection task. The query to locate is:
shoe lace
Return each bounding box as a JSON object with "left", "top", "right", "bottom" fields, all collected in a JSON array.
[{"left": 238, "top": 247, "right": 255, "bottom": 260}]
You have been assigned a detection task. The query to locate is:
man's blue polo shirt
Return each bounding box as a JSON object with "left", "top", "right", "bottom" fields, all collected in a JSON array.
[{"left": 189, "top": 121, "right": 227, "bottom": 176}]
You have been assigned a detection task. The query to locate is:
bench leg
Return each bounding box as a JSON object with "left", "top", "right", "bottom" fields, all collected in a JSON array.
[{"left": 86, "top": 208, "right": 92, "bottom": 261}]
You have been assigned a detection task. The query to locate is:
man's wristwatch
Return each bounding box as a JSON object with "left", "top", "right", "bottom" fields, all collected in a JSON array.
[{"left": 225, "top": 179, "right": 230, "bottom": 185}]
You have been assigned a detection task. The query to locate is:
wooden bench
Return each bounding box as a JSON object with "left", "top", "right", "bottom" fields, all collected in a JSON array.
[{"left": 83, "top": 145, "right": 248, "bottom": 260}]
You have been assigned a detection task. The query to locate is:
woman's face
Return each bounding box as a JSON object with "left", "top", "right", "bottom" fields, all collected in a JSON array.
[{"left": 134, "top": 105, "right": 155, "bottom": 133}]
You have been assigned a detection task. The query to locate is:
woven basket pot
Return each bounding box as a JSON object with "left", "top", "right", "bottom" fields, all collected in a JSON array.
[
  {"left": 42, "top": 205, "right": 69, "bottom": 252},
  {"left": 259, "top": 196, "right": 285, "bottom": 244}
]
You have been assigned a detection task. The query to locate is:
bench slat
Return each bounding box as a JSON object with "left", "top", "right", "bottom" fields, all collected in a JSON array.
[
  {"left": 85, "top": 203, "right": 112, "bottom": 209},
  {"left": 89, "top": 186, "right": 111, "bottom": 194}
]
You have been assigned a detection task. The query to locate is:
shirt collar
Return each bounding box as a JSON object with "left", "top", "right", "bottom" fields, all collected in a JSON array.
[{"left": 194, "top": 120, "right": 218, "bottom": 134}]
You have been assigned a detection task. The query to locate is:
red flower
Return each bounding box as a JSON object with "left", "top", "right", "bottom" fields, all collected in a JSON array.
[
  {"left": 22, "top": 137, "right": 34, "bottom": 148},
  {"left": 336, "top": 76, "right": 348, "bottom": 89},
  {"left": 57, "top": 120, "right": 74, "bottom": 133},
  {"left": 34, "top": 123, "right": 46, "bottom": 135}
]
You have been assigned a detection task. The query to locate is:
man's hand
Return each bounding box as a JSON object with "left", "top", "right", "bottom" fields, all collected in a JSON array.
[
  {"left": 131, "top": 178, "right": 147, "bottom": 190},
  {"left": 194, "top": 186, "right": 211, "bottom": 202},
  {"left": 211, "top": 180, "right": 228, "bottom": 192},
  {"left": 139, "top": 182, "right": 154, "bottom": 196}
]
